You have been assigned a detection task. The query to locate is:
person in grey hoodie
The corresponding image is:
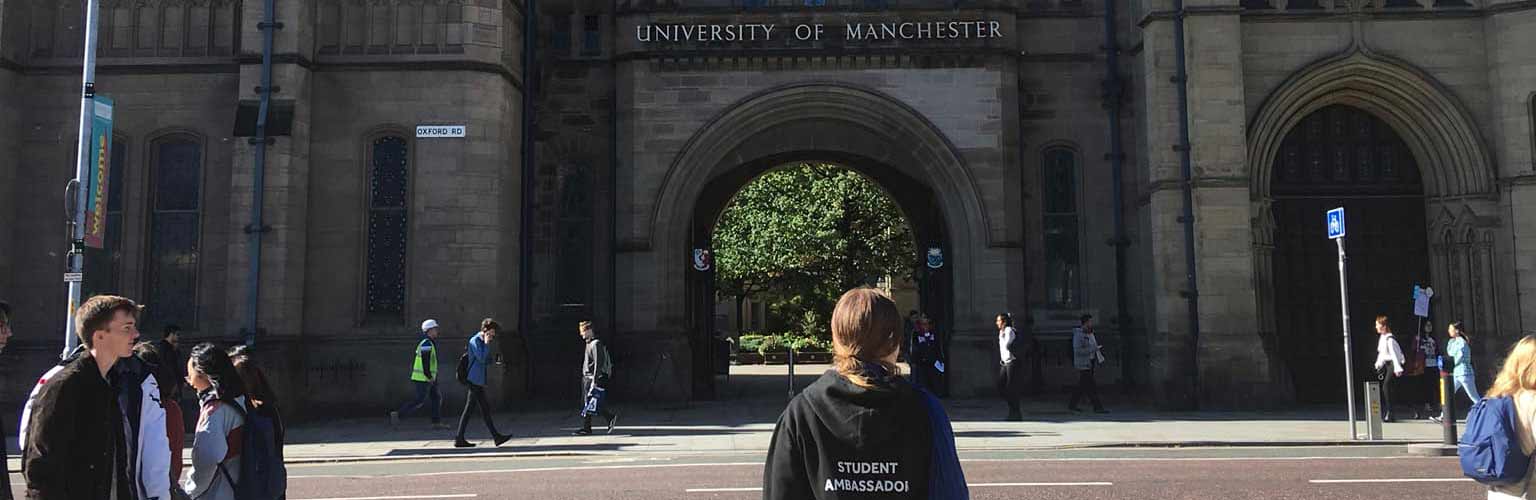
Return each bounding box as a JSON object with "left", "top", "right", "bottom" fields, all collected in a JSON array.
[
  {"left": 181, "top": 343, "right": 248, "bottom": 500},
  {"left": 573, "top": 321, "right": 619, "bottom": 435}
]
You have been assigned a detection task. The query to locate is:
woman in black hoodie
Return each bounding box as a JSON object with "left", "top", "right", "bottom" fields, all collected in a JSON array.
[{"left": 763, "top": 288, "right": 968, "bottom": 500}]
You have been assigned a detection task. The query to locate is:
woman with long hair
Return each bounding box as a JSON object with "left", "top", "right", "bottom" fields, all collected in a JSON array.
[
  {"left": 763, "top": 288, "right": 967, "bottom": 499},
  {"left": 133, "top": 341, "right": 187, "bottom": 494},
  {"left": 1486, "top": 336, "right": 1536, "bottom": 499},
  {"left": 1447, "top": 322, "right": 1481, "bottom": 405},
  {"left": 181, "top": 343, "right": 248, "bottom": 500},
  {"left": 996, "top": 313, "right": 1023, "bottom": 421},
  {"left": 228, "top": 345, "right": 286, "bottom": 457}
]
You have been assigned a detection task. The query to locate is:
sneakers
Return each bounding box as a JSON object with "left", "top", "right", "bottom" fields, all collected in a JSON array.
[
  {"left": 606, "top": 412, "right": 621, "bottom": 434},
  {"left": 494, "top": 433, "right": 513, "bottom": 446},
  {"left": 454, "top": 440, "right": 476, "bottom": 448},
  {"left": 572, "top": 427, "right": 593, "bottom": 436}
]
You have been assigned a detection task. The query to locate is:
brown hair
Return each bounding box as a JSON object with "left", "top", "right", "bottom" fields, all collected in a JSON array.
[
  {"left": 1375, "top": 315, "right": 1390, "bottom": 329},
  {"left": 480, "top": 318, "right": 500, "bottom": 332},
  {"left": 1487, "top": 336, "right": 1536, "bottom": 399},
  {"left": 75, "top": 295, "right": 140, "bottom": 347},
  {"left": 830, "top": 288, "right": 903, "bottom": 388}
]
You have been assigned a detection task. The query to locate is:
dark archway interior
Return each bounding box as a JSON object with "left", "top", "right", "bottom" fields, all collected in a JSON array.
[
  {"left": 685, "top": 150, "right": 952, "bottom": 400},
  {"left": 1270, "top": 104, "right": 1431, "bottom": 404}
]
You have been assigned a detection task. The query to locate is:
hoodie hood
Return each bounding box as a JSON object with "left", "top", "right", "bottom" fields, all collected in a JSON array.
[{"left": 800, "top": 369, "right": 913, "bottom": 449}]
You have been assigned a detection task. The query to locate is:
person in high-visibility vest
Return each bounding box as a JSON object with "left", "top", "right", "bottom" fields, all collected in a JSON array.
[{"left": 392, "top": 319, "right": 446, "bottom": 429}]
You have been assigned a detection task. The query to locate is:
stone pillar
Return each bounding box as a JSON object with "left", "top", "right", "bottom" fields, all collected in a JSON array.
[
  {"left": 1138, "top": 1, "right": 1279, "bottom": 408},
  {"left": 1485, "top": 1, "right": 1536, "bottom": 359},
  {"left": 226, "top": 0, "right": 313, "bottom": 339}
]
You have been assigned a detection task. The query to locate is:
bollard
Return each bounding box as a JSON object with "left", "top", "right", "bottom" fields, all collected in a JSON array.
[
  {"left": 1440, "top": 355, "right": 1457, "bottom": 445},
  {"left": 1365, "top": 381, "right": 1383, "bottom": 440}
]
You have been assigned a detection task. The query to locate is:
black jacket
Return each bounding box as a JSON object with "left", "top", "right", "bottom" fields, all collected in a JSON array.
[
  {"left": 764, "top": 370, "right": 933, "bottom": 499},
  {"left": 1, "top": 409, "right": 11, "bottom": 500},
  {"left": 21, "top": 353, "right": 135, "bottom": 500}
]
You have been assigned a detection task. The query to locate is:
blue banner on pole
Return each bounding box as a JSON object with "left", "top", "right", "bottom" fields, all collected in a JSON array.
[{"left": 84, "top": 95, "right": 113, "bottom": 249}]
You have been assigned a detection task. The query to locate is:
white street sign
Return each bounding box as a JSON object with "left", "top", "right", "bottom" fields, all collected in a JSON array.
[{"left": 416, "top": 125, "right": 466, "bottom": 138}]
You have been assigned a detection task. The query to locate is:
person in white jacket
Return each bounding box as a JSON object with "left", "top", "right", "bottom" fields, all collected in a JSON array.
[
  {"left": 19, "top": 343, "right": 172, "bottom": 500},
  {"left": 1373, "top": 315, "right": 1407, "bottom": 423},
  {"left": 1070, "top": 314, "right": 1107, "bottom": 414}
]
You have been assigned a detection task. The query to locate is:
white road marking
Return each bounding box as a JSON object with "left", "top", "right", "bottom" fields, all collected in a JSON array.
[
  {"left": 1309, "top": 478, "right": 1473, "bottom": 484},
  {"left": 970, "top": 482, "right": 1113, "bottom": 486},
  {"left": 289, "top": 462, "right": 763, "bottom": 479},
  {"left": 683, "top": 482, "right": 1112, "bottom": 493},
  {"left": 291, "top": 495, "right": 479, "bottom": 500}
]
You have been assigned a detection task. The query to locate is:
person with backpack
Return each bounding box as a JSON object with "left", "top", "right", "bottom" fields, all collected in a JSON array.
[
  {"left": 182, "top": 343, "right": 249, "bottom": 500},
  {"left": 229, "top": 345, "right": 287, "bottom": 460},
  {"left": 393, "top": 319, "right": 446, "bottom": 429},
  {"left": 454, "top": 318, "right": 513, "bottom": 448},
  {"left": 573, "top": 321, "right": 619, "bottom": 435},
  {"left": 995, "top": 313, "right": 1023, "bottom": 421},
  {"left": 1374, "top": 315, "right": 1407, "bottom": 422},
  {"left": 1069, "top": 314, "right": 1108, "bottom": 414},
  {"left": 1472, "top": 336, "right": 1536, "bottom": 498},
  {"left": 763, "top": 288, "right": 968, "bottom": 500}
]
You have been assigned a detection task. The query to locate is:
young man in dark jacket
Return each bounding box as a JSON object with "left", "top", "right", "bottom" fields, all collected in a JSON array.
[{"left": 22, "top": 295, "right": 142, "bottom": 500}]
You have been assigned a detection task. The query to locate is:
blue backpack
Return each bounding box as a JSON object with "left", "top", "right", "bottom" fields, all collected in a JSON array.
[
  {"left": 1460, "top": 396, "right": 1531, "bottom": 485},
  {"left": 216, "top": 400, "right": 288, "bottom": 500}
]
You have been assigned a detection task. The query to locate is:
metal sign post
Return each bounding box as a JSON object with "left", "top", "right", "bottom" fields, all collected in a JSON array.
[
  {"left": 1327, "top": 207, "right": 1357, "bottom": 439},
  {"left": 63, "top": 0, "right": 102, "bottom": 359}
]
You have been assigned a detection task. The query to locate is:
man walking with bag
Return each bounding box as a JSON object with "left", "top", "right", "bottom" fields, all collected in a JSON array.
[
  {"left": 573, "top": 321, "right": 619, "bottom": 435},
  {"left": 1069, "top": 314, "right": 1108, "bottom": 414}
]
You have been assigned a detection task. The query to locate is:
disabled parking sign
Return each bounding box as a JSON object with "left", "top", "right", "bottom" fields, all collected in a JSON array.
[{"left": 1326, "top": 207, "right": 1346, "bottom": 240}]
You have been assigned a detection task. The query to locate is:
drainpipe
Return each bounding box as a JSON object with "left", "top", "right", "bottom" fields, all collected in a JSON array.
[
  {"left": 1103, "top": 0, "right": 1133, "bottom": 391},
  {"left": 1171, "top": 0, "right": 1202, "bottom": 408},
  {"left": 518, "top": 0, "right": 538, "bottom": 355},
  {"left": 243, "top": 0, "right": 279, "bottom": 346},
  {"left": 609, "top": 0, "right": 619, "bottom": 369}
]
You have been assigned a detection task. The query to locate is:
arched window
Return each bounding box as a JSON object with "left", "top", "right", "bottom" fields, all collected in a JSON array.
[
  {"left": 85, "top": 136, "right": 128, "bottom": 297},
  {"left": 366, "top": 135, "right": 410, "bottom": 319},
  {"left": 1042, "top": 146, "right": 1081, "bottom": 309},
  {"left": 146, "top": 136, "right": 203, "bottom": 330}
]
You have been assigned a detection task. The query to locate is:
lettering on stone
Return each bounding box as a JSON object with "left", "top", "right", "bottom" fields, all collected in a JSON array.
[{"left": 635, "top": 20, "right": 1002, "bottom": 46}]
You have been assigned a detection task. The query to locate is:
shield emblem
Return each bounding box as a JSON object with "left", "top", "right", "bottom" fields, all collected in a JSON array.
[
  {"left": 693, "top": 249, "right": 712, "bottom": 271},
  {"left": 926, "top": 247, "right": 943, "bottom": 269}
]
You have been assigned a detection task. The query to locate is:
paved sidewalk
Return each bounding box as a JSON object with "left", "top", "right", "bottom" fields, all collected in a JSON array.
[
  {"left": 269, "top": 398, "right": 1446, "bottom": 463},
  {"left": 3, "top": 396, "right": 1451, "bottom": 470}
]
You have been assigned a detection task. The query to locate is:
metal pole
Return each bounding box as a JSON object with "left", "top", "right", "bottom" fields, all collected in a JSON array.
[
  {"left": 63, "top": 0, "right": 103, "bottom": 359},
  {"left": 1441, "top": 355, "right": 1457, "bottom": 444},
  {"left": 1171, "top": 0, "right": 1203, "bottom": 409},
  {"left": 1338, "top": 237, "right": 1358, "bottom": 439},
  {"left": 787, "top": 346, "right": 796, "bottom": 399},
  {"left": 244, "top": 0, "right": 278, "bottom": 347}
]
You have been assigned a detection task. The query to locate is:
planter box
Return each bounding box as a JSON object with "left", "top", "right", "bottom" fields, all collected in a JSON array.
[{"left": 733, "top": 351, "right": 833, "bottom": 365}]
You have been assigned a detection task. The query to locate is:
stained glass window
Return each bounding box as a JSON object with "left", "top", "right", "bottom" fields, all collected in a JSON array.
[
  {"left": 366, "top": 135, "right": 409, "bottom": 318},
  {"left": 147, "top": 139, "right": 202, "bottom": 330},
  {"left": 1042, "top": 147, "right": 1081, "bottom": 309},
  {"left": 85, "top": 137, "right": 127, "bottom": 296}
]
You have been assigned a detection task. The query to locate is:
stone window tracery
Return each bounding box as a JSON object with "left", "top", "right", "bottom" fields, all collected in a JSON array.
[
  {"left": 1042, "top": 146, "right": 1081, "bottom": 309},
  {"left": 366, "top": 135, "right": 410, "bottom": 319},
  {"left": 147, "top": 137, "right": 203, "bottom": 330}
]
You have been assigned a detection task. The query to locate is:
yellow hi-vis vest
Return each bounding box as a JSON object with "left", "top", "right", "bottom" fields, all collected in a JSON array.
[{"left": 411, "top": 338, "right": 438, "bottom": 382}]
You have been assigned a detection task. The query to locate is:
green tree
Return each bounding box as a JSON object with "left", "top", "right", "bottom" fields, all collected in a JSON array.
[{"left": 713, "top": 163, "right": 915, "bottom": 337}]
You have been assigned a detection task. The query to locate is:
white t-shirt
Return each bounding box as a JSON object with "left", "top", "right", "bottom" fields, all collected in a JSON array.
[{"left": 998, "top": 326, "right": 1016, "bottom": 364}]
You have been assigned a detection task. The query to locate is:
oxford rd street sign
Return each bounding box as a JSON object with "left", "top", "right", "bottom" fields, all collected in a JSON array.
[{"left": 1326, "top": 207, "right": 1346, "bottom": 240}]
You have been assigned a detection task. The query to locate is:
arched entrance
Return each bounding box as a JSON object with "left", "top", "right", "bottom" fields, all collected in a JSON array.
[
  {"left": 1269, "top": 105, "right": 1429, "bottom": 402},
  {"left": 687, "top": 154, "right": 951, "bottom": 400},
  {"left": 640, "top": 83, "right": 997, "bottom": 401},
  {"left": 1248, "top": 51, "right": 1501, "bottom": 405}
]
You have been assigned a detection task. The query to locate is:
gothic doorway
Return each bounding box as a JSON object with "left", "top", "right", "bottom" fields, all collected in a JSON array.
[{"left": 1270, "top": 104, "right": 1430, "bottom": 403}]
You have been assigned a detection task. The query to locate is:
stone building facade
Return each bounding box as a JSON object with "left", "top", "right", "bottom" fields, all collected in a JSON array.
[{"left": 0, "top": 0, "right": 1532, "bottom": 415}]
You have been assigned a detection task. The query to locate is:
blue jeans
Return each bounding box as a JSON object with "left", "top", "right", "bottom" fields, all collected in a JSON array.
[
  {"left": 1453, "top": 373, "right": 1481, "bottom": 405},
  {"left": 398, "top": 380, "right": 443, "bottom": 423}
]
